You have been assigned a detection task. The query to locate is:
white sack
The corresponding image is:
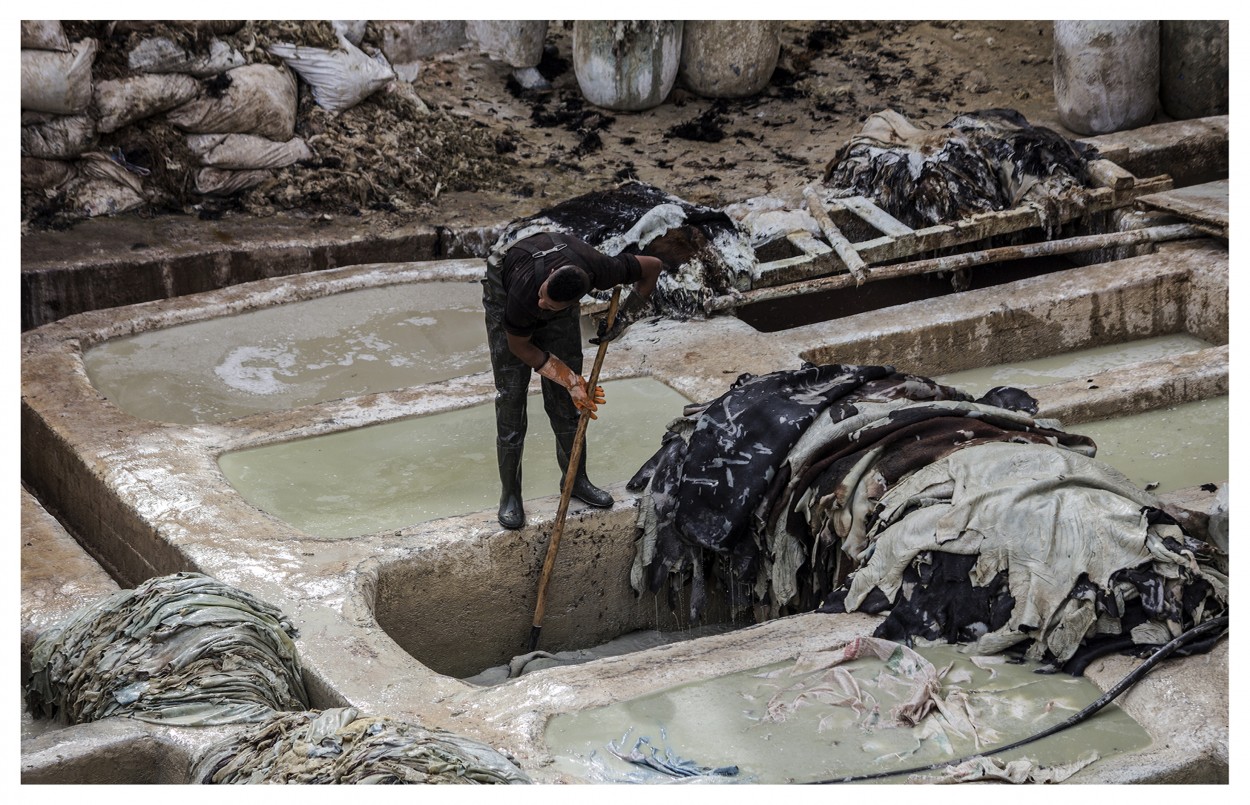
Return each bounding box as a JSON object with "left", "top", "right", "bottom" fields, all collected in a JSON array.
[
  {"left": 94, "top": 74, "right": 200, "bottom": 134},
  {"left": 373, "top": 20, "right": 466, "bottom": 61},
  {"left": 166, "top": 65, "right": 298, "bottom": 141},
  {"left": 128, "top": 36, "right": 246, "bottom": 77},
  {"left": 76, "top": 152, "right": 147, "bottom": 195},
  {"left": 195, "top": 167, "right": 272, "bottom": 196},
  {"left": 332, "top": 20, "right": 367, "bottom": 46},
  {"left": 21, "top": 39, "right": 96, "bottom": 114},
  {"left": 186, "top": 133, "right": 314, "bottom": 170},
  {"left": 113, "top": 21, "right": 244, "bottom": 36},
  {"left": 66, "top": 154, "right": 150, "bottom": 217},
  {"left": 21, "top": 158, "right": 76, "bottom": 191},
  {"left": 21, "top": 114, "right": 96, "bottom": 159},
  {"left": 465, "top": 21, "right": 547, "bottom": 68},
  {"left": 69, "top": 178, "right": 147, "bottom": 217},
  {"left": 268, "top": 35, "right": 396, "bottom": 114},
  {"left": 21, "top": 20, "right": 69, "bottom": 51}
]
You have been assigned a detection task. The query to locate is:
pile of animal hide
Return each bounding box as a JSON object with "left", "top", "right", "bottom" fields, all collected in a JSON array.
[
  {"left": 628, "top": 363, "right": 1229, "bottom": 672},
  {"left": 487, "top": 181, "right": 756, "bottom": 325},
  {"left": 821, "top": 108, "right": 1097, "bottom": 235},
  {"left": 194, "top": 706, "right": 531, "bottom": 784},
  {"left": 25, "top": 572, "right": 309, "bottom": 726}
]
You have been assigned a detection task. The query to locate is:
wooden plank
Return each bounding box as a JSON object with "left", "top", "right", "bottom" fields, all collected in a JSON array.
[
  {"left": 853, "top": 176, "right": 1174, "bottom": 264},
  {"left": 785, "top": 230, "right": 831, "bottom": 256},
  {"left": 836, "top": 196, "right": 914, "bottom": 237},
  {"left": 751, "top": 250, "right": 836, "bottom": 287},
  {"left": 707, "top": 223, "right": 1204, "bottom": 313},
  {"left": 750, "top": 174, "right": 1177, "bottom": 291},
  {"left": 1087, "top": 159, "right": 1135, "bottom": 191},
  {"left": 1134, "top": 180, "right": 1228, "bottom": 238},
  {"left": 803, "top": 186, "right": 868, "bottom": 283}
]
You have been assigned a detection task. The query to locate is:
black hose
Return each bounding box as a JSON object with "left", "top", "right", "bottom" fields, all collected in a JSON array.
[{"left": 808, "top": 615, "right": 1229, "bottom": 784}]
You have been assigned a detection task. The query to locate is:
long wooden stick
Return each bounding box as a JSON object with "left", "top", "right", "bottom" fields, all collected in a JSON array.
[
  {"left": 704, "top": 223, "right": 1203, "bottom": 314},
  {"left": 804, "top": 185, "right": 868, "bottom": 283},
  {"left": 527, "top": 287, "right": 622, "bottom": 653}
]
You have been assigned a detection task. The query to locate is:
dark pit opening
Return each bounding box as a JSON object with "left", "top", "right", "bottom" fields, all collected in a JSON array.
[
  {"left": 738, "top": 255, "right": 1080, "bottom": 332},
  {"left": 372, "top": 508, "right": 745, "bottom": 679}
]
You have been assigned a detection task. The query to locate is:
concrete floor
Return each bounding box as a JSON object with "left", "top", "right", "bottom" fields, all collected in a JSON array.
[{"left": 19, "top": 118, "right": 1230, "bottom": 784}]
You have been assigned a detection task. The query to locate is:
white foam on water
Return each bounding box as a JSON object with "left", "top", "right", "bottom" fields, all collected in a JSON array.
[{"left": 214, "top": 345, "right": 298, "bottom": 396}]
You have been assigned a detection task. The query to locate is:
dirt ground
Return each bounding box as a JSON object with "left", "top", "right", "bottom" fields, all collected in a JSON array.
[
  {"left": 23, "top": 20, "right": 1071, "bottom": 237},
  {"left": 405, "top": 20, "right": 1066, "bottom": 230}
]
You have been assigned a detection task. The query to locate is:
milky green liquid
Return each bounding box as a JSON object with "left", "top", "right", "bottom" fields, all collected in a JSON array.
[
  {"left": 83, "top": 282, "right": 491, "bottom": 424},
  {"left": 934, "top": 333, "right": 1213, "bottom": 393},
  {"left": 218, "top": 378, "right": 688, "bottom": 537},
  {"left": 1072, "top": 396, "right": 1228, "bottom": 493},
  {"left": 545, "top": 643, "right": 1151, "bottom": 784},
  {"left": 931, "top": 335, "right": 1225, "bottom": 493}
]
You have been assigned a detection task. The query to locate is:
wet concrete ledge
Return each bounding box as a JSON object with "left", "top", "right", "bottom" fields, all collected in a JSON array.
[
  {"left": 20, "top": 487, "right": 120, "bottom": 677},
  {"left": 20, "top": 215, "right": 503, "bottom": 331},
  {"left": 20, "top": 610, "right": 1229, "bottom": 784}
]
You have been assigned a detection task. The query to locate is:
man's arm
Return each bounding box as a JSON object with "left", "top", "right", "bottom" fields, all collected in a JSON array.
[
  {"left": 505, "top": 331, "right": 549, "bottom": 369},
  {"left": 633, "top": 255, "right": 664, "bottom": 301},
  {"left": 589, "top": 255, "right": 666, "bottom": 345},
  {"left": 506, "top": 332, "right": 604, "bottom": 417}
]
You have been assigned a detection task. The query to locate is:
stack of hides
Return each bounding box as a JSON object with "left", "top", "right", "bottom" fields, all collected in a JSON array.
[
  {"left": 195, "top": 707, "right": 531, "bottom": 784},
  {"left": 25, "top": 572, "right": 308, "bottom": 726},
  {"left": 628, "top": 363, "right": 1228, "bottom": 672}
]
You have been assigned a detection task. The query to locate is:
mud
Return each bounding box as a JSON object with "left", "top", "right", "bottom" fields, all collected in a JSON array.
[{"left": 25, "top": 20, "right": 1077, "bottom": 236}]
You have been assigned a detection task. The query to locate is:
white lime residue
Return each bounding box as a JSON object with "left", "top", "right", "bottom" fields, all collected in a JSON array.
[
  {"left": 83, "top": 281, "right": 491, "bottom": 424},
  {"left": 214, "top": 345, "right": 298, "bottom": 395}
]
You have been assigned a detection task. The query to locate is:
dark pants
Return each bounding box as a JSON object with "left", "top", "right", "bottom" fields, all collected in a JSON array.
[{"left": 482, "top": 268, "right": 584, "bottom": 462}]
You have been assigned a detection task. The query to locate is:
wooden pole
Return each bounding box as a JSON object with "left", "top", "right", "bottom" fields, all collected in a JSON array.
[
  {"left": 527, "top": 287, "right": 622, "bottom": 653},
  {"left": 803, "top": 185, "right": 868, "bottom": 283},
  {"left": 704, "top": 223, "right": 1203, "bottom": 314}
]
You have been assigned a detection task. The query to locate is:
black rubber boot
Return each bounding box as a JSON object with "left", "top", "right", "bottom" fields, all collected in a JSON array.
[
  {"left": 555, "top": 431, "right": 614, "bottom": 508},
  {"left": 497, "top": 444, "right": 525, "bottom": 529}
]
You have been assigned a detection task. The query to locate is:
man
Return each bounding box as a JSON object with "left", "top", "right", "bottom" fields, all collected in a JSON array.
[{"left": 483, "top": 231, "right": 665, "bottom": 529}]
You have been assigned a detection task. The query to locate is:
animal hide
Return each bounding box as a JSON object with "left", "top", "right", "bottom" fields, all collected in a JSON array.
[
  {"left": 487, "top": 181, "right": 756, "bottom": 320},
  {"left": 629, "top": 363, "right": 1229, "bottom": 671},
  {"left": 822, "top": 108, "right": 1097, "bottom": 235}
]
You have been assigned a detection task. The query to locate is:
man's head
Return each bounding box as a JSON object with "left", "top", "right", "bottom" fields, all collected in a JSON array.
[{"left": 538, "top": 266, "right": 590, "bottom": 310}]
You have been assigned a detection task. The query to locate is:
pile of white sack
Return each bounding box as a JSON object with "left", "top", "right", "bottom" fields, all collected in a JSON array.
[{"left": 19, "top": 20, "right": 452, "bottom": 222}]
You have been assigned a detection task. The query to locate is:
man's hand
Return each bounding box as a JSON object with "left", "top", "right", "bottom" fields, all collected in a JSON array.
[
  {"left": 537, "top": 354, "right": 606, "bottom": 418},
  {"left": 573, "top": 383, "right": 607, "bottom": 419},
  {"left": 589, "top": 290, "right": 653, "bottom": 345}
]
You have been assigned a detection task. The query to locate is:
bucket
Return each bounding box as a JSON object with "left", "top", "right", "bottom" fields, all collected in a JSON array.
[
  {"left": 572, "top": 20, "right": 683, "bottom": 111},
  {"left": 678, "top": 20, "right": 781, "bottom": 98},
  {"left": 1053, "top": 20, "right": 1159, "bottom": 135},
  {"left": 1160, "top": 21, "right": 1228, "bottom": 119}
]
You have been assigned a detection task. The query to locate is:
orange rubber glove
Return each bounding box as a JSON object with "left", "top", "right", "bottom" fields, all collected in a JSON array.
[{"left": 537, "top": 354, "right": 606, "bottom": 418}]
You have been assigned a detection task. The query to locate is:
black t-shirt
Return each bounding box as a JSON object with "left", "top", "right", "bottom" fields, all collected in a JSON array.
[{"left": 501, "top": 233, "right": 642, "bottom": 337}]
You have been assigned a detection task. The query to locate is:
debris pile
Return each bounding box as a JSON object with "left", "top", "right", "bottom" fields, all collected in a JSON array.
[
  {"left": 629, "top": 363, "right": 1229, "bottom": 672},
  {"left": 821, "top": 108, "right": 1097, "bottom": 234},
  {"left": 20, "top": 20, "right": 517, "bottom": 229},
  {"left": 194, "top": 706, "right": 531, "bottom": 784}
]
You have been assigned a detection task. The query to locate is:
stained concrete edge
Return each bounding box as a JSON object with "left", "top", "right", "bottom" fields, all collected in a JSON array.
[{"left": 20, "top": 487, "right": 120, "bottom": 674}]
